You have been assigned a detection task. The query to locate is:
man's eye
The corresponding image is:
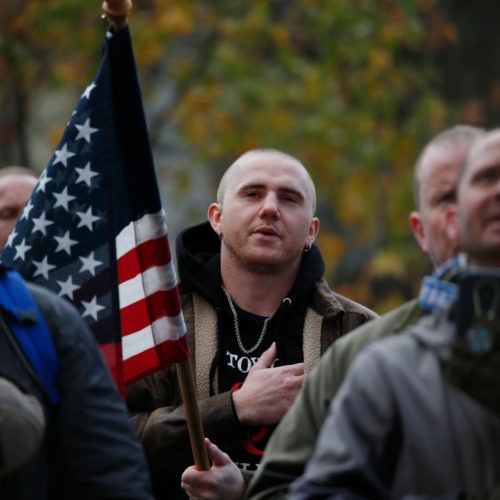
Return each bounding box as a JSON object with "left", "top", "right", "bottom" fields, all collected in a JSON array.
[
  {"left": 479, "top": 171, "right": 499, "bottom": 183},
  {"left": 473, "top": 167, "right": 500, "bottom": 185},
  {"left": 0, "top": 208, "right": 18, "bottom": 221},
  {"left": 280, "top": 195, "right": 298, "bottom": 203}
]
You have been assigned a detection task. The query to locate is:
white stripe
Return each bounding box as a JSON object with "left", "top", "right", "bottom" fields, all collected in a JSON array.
[
  {"left": 122, "top": 313, "right": 187, "bottom": 360},
  {"left": 118, "top": 263, "right": 179, "bottom": 308},
  {"left": 116, "top": 210, "right": 168, "bottom": 258}
]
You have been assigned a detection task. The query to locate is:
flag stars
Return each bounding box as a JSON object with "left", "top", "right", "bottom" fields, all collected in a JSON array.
[
  {"left": 36, "top": 172, "right": 51, "bottom": 193},
  {"left": 14, "top": 239, "right": 30, "bottom": 261},
  {"left": 4, "top": 228, "right": 17, "bottom": 248},
  {"left": 32, "top": 213, "right": 54, "bottom": 236},
  {"left": 20, "top": 199, "right": 35, "bottom": 220},
  {"left": 33, "top": 256, "right": 56, "bottom": 280},
  {"left": 54, "top": 231, "right": 78, "bottom": 255},
  {"left": 76, "top": 162, "right": 99, "bottom": 187},
  {"left": 75, "top": 118, "right": 98, "bottom": 144},
  {"left": 76, "top": 206, "right": 100, "bottom": 231},
  {"left": 56, "top": 275, "right": 79, "bottom": 300},
  {"left": 79, "top": 251, "right": 103, "bottom": 276},
  {"left": 81, "top": 82, "right": 97, "bottom": 100},
  {"left": 53, "top": 143, "right": 76, "bottom": 168},
  {"left": 53, "top": 187, "right": 76, "bottom": 211},
  {"left": 81, "top": 296, "right": 105, "bottom": 321}
]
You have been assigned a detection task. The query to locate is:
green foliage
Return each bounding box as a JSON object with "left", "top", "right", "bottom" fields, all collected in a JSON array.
[{"left": 1, "top": 0, "right": 465, "bottom": 311}]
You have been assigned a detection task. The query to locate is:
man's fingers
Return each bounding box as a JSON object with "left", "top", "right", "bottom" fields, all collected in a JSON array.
[
  {"left": 282, "top": 362, "right": 304, "bottom": 377},
  {"left": 273, "top": 362, "right": 304, "bottom": 377},
  {"left": 253, "top": 342, "right": 277, "bottom": 369},
  {"left": 206, "top": 440, "right": 231, "bottom": 467}
]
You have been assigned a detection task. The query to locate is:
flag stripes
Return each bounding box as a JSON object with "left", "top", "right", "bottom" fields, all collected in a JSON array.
[
  {"left": 0, "top": 27, "right": 190, "bottom": 391},
  {"left": 116, "top": 211, "right": 188, "bottom": 382}
]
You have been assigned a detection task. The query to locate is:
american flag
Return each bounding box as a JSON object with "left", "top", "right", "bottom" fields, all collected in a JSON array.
[{"left": 0, "top": 26, "right": 189, "bottom": 393}]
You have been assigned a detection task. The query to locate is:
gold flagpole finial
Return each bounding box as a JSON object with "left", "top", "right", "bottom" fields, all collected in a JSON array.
[{"left": 102, "top": 0, "right": 132, "bottom": 31}]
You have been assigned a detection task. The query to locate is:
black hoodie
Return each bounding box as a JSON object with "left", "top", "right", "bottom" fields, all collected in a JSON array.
[{"left": 175, "top": 221, "right": 326, "bottom": 469}]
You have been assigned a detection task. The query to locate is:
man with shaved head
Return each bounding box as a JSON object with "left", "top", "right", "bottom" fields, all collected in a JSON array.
[
  {"left": 285, "top": 128, "right": 500, "bottom": 498},
  {"left": 248, "top": 124, "right": 485, "bottom": 500},
  {"left": 127, "top": 148, "right": 376, "bottom": 499}
]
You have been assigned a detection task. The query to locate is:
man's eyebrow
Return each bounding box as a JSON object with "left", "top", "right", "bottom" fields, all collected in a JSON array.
[
  {"left": 238, "top": 182, "right": 266, "bottom": 192},
  {"left": 237, "top": 183, "right": 305, "bottom": 199}
]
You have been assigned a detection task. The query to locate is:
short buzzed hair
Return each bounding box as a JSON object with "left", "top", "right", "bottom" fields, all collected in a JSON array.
[
  {"left": 412, "top": 125, "right": 485, "bottom": 210},
  {"left": 216, "top": 148, "right": 317, "bottom": 214}
]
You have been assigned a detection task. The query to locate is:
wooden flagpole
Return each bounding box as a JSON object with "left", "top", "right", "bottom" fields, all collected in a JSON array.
[
  {"left": 101, "top": 0, "right": 210, "bottom": 471},
  {"left": 176, "top": 360, "right": 211, "bottom": 470}
]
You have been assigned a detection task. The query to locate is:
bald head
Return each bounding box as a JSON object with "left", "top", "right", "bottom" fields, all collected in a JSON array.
[
  {"left": 409, "top": 125, "right": 485, "bottom": 267},
  {"left": 413, "top": 125, "right": 485, "bottom": 210},
  {"left": 217, "top": 148, "right": 317, "bottom": 216}
]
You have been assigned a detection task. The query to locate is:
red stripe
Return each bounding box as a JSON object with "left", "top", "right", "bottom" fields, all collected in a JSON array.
[
  {"left": 114, "top": 227, "right": 189, "bottom": 387},
  {"left": 118, "top": 236, "right": 172, "bottom": 283},
  {"left": 154, "top": 335, "right": 189, "bottom": 361},
  {"left": 120, "top": 287, "right": 182, "bottom": 336},
  {"left": 123, "top": 335, "right": 190, "bottom": 384}
]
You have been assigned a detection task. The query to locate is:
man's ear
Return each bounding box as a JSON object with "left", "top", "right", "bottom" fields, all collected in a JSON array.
[
  {"left": 207, "top": 203, "right": 222, "bottom": 235},
  {"left": 306, "top": 217, "right": 319, "bottom": 246},
  {"left": 445, "top": 205, "right": 459, "bottom": 244},
  {"left": 409, "top": 211, "right": 428, "bottom": 253}
]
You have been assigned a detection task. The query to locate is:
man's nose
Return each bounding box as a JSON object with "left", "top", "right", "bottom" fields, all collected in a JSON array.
[{"left": 259, "top": 193, "right": 280, "bottom": 219}]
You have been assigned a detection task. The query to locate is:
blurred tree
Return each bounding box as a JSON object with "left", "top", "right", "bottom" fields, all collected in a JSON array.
[
  {"left": 2, "top": 0, "right": 497, "bottom": 312},
  {"left": 0, "top": 1, "right": 104, "bottom": 164},
  {"left": 137, "top": 0, "right": 451, "bottom": 310}
]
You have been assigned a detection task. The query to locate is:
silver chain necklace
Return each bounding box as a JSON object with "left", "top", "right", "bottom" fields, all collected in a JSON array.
[{"left": 221, "top": 286, "right": 271, "bottom": 355}]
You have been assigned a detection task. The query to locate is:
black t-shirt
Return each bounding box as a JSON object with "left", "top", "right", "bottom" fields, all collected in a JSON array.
[{"left": 218, "top": 304, "right": 279, "bottom": 472}]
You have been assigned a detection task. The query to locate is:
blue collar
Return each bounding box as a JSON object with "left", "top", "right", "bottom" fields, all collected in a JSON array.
[
  {"left": 419, "top": 254, "right": 468, "bottom": 312},
  {"left": 0, "top": 268, "right": 38, "bottom": 323}
]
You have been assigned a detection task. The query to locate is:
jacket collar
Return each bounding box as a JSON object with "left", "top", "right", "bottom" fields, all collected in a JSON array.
[{"left": 0, "top": 268, "right": 38, "bottom": 323}]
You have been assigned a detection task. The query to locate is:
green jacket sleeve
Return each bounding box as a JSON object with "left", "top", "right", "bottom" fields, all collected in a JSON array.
[{"left": 246, "top": 299, "right": 421, "bottom": 499}]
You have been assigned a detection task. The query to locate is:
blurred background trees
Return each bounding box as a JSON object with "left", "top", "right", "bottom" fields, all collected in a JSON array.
[{"left": 2, "top": 0, "right": 500, "bottom": 313}]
